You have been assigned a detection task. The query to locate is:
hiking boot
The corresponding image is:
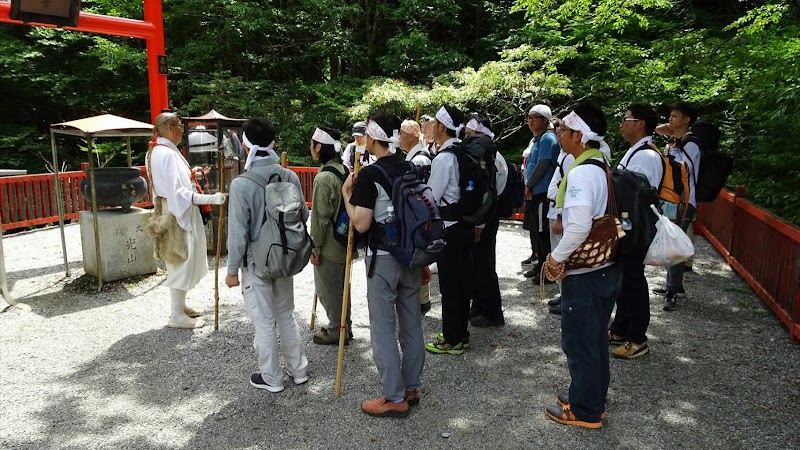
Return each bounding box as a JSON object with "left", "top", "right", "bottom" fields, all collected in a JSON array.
[
  {"left": 548, "top": 304, "right": 561, "bottom": 315},
  {"left": 470, "top": 315, "right": 505, "bottom": 328},
  {"left": 521, "top": 255, "right": 537, "bottom": 266},
  {"left": 611, "top": 341, "right": 650, "bottom": 359},
  {"left": 653, "top": 286, "right": 686, "bottom": 297},
  {"left": 435, "top": 332, "right": 470, "bottom": 348},
  {"left": 556, "top": 393, "right": 607, "bottom": 419},
  {"left": 313, "top": 329, "right": 350, "bottom": 346},
  {"left": 608, "top": 331, "right": 626, "bottom": 346},
  {"left": 547, "top": 296, "right": 561, "bottom": 307},
  {"left": 425, "top": 339, "right": 465, "bottom": 355},
  {"left": 250, "top": 373, "right": 284, "bottom": 393},
  {"left": 663, "top": 293, "right": 677, "bottom": 311},
  {"left": 360, "top": 397, "right": 409, "bottom": 418},
  {"left": 545, "top": 404, "right": 602, "bottom": 429},
  {"left": 405, "top": 390, "right": 419, "bottom": 406},
  {"left": 421, "top": 301, "right": 432, "bottom": 315}
]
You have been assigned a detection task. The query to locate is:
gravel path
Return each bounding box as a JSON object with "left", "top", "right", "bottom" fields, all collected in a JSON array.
[{"left": 1, "top": 221, "right": 798, "bottom": 450}]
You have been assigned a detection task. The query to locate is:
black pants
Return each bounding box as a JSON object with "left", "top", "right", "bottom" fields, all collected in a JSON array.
[
  {"left": 470, "top": 211, "right": 502, "bottom": 320},
  {"left": 529, "top": 193, "right": 551, "bottom": 269},
  {"left": 609, "top": 248, "right": 650, "bottom": 344},
  {"left": 439, "top": 221, "right": 475, "bottom": 344}
]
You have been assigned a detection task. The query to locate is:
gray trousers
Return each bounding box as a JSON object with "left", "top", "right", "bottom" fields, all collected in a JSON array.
[
  {"left": 313, "top": 259, "right": 349, "bottom": 337},
  {"left": 241, "top": 270, "right": 308, "bottom": 387},
  {"left": 365, "top": 254, "right": 425, "bottom": 402},
  {"left": 666, "top": 206, "right": 697, "bottom": 293}
]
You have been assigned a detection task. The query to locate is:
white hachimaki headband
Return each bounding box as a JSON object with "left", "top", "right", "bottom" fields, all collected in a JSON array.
[
  {"left": 366, "top": 120, "right": 401, "bottom": 154},
  {"left": 242, "top": 131, "right": 278, "bottom": 171},
  {"left": 562, "top": 111, "right": 611, "bottom": 160},
  {"left": 435, "top": 106, "right": 464, "bottom": 140},
  {"left": 312, "top": 128, "right": 342, "bottom": 154},
  {"left": 466, "top": 118, "right": 495, "bottom": 139}
]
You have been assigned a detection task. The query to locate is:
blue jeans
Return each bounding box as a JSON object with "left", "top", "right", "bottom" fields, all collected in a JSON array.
[{"left": 561, "top": 264, "right": 623, "bottom": 422}]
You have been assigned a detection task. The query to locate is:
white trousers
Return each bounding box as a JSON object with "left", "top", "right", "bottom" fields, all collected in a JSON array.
[{"left": 241, "top": 270, "right": 308, "bottom": 387}]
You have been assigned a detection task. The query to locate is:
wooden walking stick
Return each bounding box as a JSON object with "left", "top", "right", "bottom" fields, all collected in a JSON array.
[
  {"left": 214, "top": 146, "right": 226, "bottom": 331},
  {"left": 335, "top": 148, "right": 363, "bottom": 398},
  {"left": 310, "top": 291, "right": 318, "bottom": 330},
  {"left": 415, "top": 103, "right": 422, "bottom": 123}
]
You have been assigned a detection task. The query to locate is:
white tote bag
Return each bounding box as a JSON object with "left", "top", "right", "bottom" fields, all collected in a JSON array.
[{"left": 644, "top": 204, "right": 695, "bottom": 267}]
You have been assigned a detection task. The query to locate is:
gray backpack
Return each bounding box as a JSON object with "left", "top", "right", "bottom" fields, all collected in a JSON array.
[{"left": 240, "top": 170, "right": 312, "bottom": 280}]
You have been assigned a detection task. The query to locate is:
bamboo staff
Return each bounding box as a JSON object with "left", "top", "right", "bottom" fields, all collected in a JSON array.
[
  {"left": 214, "top": 144, "right": 226, "bottom": 331},
  {"left": 335, "top": 148, "right": 363, "bottom": 398}
]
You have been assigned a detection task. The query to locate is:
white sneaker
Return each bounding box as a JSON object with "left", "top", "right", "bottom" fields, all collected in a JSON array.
[
  {"left": 293, "top": 375, "right": 309, "bottom": 385},
  {"left": 429, "top": 263, "right": 438, "bottom": 274}
]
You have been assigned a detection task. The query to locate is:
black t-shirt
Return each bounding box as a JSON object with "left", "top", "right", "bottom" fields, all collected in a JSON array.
[{"left": 349, "top": 155, "right": 410, "bottom": 211}]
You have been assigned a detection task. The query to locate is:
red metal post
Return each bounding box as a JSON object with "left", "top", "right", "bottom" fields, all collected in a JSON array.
[
  {"left": 0, "top": 1, "right": 169, "bottom": 121},
  {"left": 144, "top": 0, "right": 169, "bottom": 121}
]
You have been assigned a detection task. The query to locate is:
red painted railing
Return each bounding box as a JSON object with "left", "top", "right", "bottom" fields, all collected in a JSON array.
[
  {"left": 0, "top": 168, "right": 154, "bottom": 231},
  {"left": 695, "top": 188, "right": 800, "bottom": 342},
  {"left": 0, "top": 166, "right": 319, "bottom": 232}
]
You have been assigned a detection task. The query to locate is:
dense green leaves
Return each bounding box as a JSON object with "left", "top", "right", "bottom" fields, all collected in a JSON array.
[{"left": 1, "top": 0, "right": 799, "bottom": 222}]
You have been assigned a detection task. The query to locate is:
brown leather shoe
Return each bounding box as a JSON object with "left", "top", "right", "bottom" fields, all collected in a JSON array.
[
  {"left": 360, "top": 397, "right": 409, "bottom": 418},
  {"left": 405, "top": 390, "right": 419, "bottom": 406}
]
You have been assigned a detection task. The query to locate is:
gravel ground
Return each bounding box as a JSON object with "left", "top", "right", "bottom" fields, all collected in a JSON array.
[{"left": 1, "top": 221, "right": 799, "bottom": 450}]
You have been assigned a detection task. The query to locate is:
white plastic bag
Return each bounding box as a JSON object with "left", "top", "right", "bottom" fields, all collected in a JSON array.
[{"left": 644, "top": 204, "right": 694, "bottom": 267}]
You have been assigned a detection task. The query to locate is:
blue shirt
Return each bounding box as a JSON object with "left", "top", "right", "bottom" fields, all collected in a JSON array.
[{"left": 527, "top": 132, "right": 560, "bottom": 195}]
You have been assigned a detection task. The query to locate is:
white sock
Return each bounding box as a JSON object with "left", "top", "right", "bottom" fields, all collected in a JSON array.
[{"left": 170, "top": 288, "right": 189, "bottom": 321}]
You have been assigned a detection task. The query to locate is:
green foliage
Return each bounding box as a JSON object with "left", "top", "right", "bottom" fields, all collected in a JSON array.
[{"left": 2, "top": 0, "right": 800, "bottom": 224}]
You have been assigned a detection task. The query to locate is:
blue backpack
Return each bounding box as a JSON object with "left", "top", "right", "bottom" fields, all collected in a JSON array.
[{"left": 368, "top": 162, "right": 446, "bottom": 277}]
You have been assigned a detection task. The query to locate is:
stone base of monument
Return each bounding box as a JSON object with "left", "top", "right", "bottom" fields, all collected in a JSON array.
[{"left": 80, "top": 207, "right": 157, "bottom": 282}]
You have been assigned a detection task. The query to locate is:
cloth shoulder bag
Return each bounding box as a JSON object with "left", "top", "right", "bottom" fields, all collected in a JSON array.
[{"left": 564, "top": 161, "right": 622, "bottom": 270}]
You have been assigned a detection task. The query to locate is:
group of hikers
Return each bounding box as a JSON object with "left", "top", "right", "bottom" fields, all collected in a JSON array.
[{"left": 144, "top": 98, "right": 708, "bottom": 429}]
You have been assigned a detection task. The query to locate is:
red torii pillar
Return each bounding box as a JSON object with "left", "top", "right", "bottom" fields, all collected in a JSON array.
[{"left": 0, "top": 0, "right": 169, "bottom": 122}]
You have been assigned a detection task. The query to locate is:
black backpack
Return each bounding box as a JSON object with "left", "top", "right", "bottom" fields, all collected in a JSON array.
[
  {"left": 319, "top": 165, "right": 352, "bottom": 246},
  {"left": 582, "top": 159, "right": 659, "bottom": 260},
  {"left": 681, "top": 121, "right": 733, "bottom": 202},
  {"left": 497, "top": 159, "right": 524, "bottom": 218},
  {"left": 439, "top": 135, "right": 498, "bottom": 224}
]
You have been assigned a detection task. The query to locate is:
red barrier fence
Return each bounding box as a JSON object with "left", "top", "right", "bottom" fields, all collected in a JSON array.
[
  {"left": 2, "top": 169, "right": 799, "bottom": 342},
  {"left": 0, "top": 168, "right": 153, "bottom": 231},
  {"left": 695, "top": 188, "right": 800, "bottom": 342}
]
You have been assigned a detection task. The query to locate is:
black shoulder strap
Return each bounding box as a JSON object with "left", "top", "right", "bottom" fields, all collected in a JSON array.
[
  {"left": 619, "top": 143, "right": 654, "bottom": 170},
  {"left": 320, "top": 165, "right": 347, "bottom": 184}
]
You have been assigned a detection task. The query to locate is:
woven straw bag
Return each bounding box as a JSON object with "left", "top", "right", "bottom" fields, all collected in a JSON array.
[{"left": 564, "top": 161, "right": 621, "bottom": 270}]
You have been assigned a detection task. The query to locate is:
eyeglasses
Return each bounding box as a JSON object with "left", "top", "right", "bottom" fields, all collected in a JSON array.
[
  {"left": 169, "top": 122, "right": 184, "bottom": 129},
  {"left": 620, "top": 117, "right": 641, "bottom": 124}
]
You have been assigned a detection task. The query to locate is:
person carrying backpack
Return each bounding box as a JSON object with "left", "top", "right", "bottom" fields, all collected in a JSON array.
[
  {"left": 608, "top": 103, "right": 664, "bottom": 359},
  {"left": 399, "top": 119, "right": 434, "bottom": 314},
  {"left": 225, "top": 117, "right": 309, "bottom": 394},
  {"left": 307, "top": 126, "right": 352, "bottom": 346},
  {"left": 341, "top": 112, "right": 425, "bottom": 418},
  {"left": 464, "top": 113, "right": 508, "bottom": 328},
  {"left": 424, "top": 104, "right": 477, "bottom": 355},
  {"left": 653, "top": 102, "right": 701, "bottom": 311}
]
